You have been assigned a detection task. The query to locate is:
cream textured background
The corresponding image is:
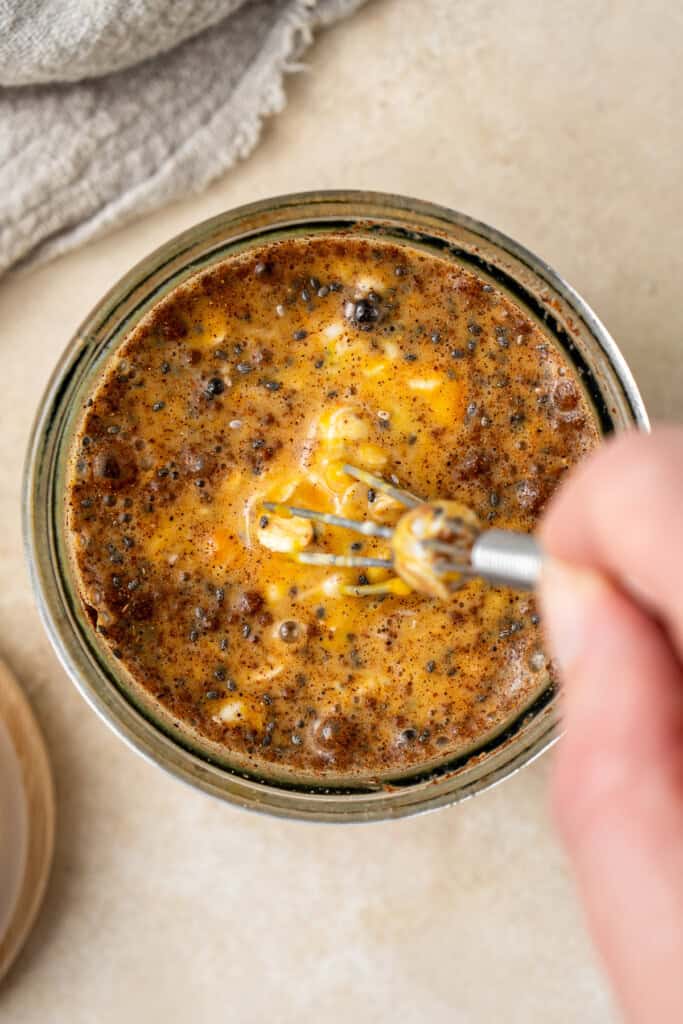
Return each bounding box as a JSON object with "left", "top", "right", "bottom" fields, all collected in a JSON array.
[{"left": 2, "top": 0, "right": 682, "bottom": 1020}]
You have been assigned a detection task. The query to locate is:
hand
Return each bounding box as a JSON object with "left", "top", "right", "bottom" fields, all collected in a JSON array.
[{"left": 539, "top": 427, "right": 683, "bottom": 1023}]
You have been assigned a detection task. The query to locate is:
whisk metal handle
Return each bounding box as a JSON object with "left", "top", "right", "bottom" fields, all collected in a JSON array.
[{"left": 470, "top": 530, "right": 543, "bottom": 590}]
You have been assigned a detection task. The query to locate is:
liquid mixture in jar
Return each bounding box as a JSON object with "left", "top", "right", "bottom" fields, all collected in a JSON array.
[{"left": 66, "top": 235, "right": 599, "bottom": 781}]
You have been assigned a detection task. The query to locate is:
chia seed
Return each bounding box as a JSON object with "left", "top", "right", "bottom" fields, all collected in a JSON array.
[
  {"left": 344, "top": 296, "right": 382, "bottom": 330},
  {"left": 279, "top": 620, "right": 300, "bottom": 643},
  {"left": 236, "top": 362, "right": 252, "bottom": 374},
  {"left": 107, "top": 544, "right": 122, "bottom": 569},
  {"left": 350, "top": 647, "right": 364, "bottom": 668},
  {"left": 152, "top": 401, "right": 165, "bottom": 411},
  {"left": 205, "top": 377, "right": 225, "bottom": 397},
  {"left": 293, "top": 330, "right": 307, "bottom": 341}
]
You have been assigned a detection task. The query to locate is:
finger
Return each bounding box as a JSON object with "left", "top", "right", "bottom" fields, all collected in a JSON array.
[
  {"left": 540, "top": 426, "right": 683, "bottom": 659},
  {"left": 541, "top": 559, "right": 683, "bottom": 1023}
]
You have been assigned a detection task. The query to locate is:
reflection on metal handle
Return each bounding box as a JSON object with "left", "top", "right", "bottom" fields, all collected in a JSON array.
[{"left": 471, "top": 530, "right": 543, "bottom": 590}]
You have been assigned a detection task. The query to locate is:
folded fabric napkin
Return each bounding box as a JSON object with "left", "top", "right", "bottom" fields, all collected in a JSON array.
[{"left": 0, "top": 0, "right": 367, "bottom": 276}]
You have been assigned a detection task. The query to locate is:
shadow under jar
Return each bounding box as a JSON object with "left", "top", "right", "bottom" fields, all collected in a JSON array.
[{"left": 24, "top": 191, "right": 648, "bottom": 822}]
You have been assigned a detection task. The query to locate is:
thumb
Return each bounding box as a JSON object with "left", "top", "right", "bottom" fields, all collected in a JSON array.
[{"left": 540, "top": 559, "right": 683, "bottom": 1023}]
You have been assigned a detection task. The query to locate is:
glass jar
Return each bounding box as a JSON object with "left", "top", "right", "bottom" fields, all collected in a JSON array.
[{"left": 23, "top": 191, "right": 649, "bottom": 821}]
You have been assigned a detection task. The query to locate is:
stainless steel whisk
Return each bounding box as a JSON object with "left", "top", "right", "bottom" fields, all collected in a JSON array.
[{"left": 262, "top": 464, "right": 543, "bottom": 597}]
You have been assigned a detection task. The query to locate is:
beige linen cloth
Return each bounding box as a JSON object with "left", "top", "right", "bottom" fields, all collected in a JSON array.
[{"left": 0, "top": 0, "right": 367, "bottom": 276}]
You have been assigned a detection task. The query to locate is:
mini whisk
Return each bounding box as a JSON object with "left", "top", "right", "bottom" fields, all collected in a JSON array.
[{"left": 262, "top": 464, "right": 543, "bottom": 598}]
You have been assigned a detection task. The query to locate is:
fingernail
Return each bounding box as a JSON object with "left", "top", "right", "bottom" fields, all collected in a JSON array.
[{"left": 539, "top": 558, "right": 606, "bottom": 671}]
